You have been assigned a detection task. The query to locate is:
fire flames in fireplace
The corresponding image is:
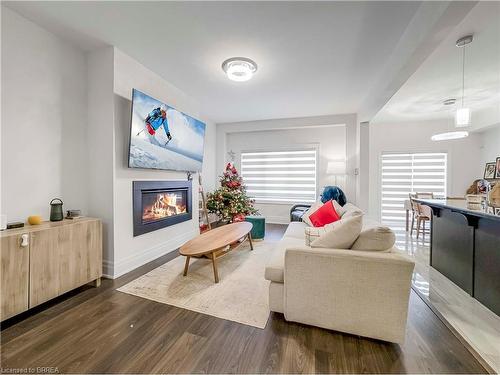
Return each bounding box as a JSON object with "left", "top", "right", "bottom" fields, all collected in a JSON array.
[{"left": 142, "top": 192, "right": 187, "bottom": 223}]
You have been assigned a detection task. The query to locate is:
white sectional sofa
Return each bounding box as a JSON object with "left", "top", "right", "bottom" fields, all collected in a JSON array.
[{"left": 265, "top": 203, "right": 415, "bottom": 344}]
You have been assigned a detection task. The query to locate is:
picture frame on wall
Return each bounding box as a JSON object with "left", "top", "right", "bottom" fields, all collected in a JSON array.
[
  {"left": 496, "top": 157, "right": 500, "bottom": 179},
  {"left": 484, "top": 162, "right": 496, "bottom": 179}
]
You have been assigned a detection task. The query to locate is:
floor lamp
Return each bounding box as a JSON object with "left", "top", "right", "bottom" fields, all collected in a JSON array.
[{"left": 326, "top": 160, "right": 346, "bottom": 187}]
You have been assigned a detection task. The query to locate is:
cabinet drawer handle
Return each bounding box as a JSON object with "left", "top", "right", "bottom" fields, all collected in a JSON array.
[{"left": 20, "top": 234, "right": 29, "bottom": 248}]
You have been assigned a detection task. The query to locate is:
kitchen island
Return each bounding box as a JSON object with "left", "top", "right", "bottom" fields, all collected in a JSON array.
[{"left": 416, "top": 198, "right": 500, "bottom": 316}]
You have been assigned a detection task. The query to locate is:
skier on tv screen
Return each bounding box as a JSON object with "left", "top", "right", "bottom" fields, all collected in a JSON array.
[{"left": 144, "top": 105, "right": 172, "bottom": 144}]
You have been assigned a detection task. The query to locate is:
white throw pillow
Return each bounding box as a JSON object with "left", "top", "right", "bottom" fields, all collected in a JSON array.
[
  {"left": 332, "top": 200, "right": 347, "bottom": 216},
  {"left": 351, "top": 225, "right": 396, "bottom": 252},
  {"left": 301, "top": 201, "right": 323, "bottom": 227},
  {"left": 341, "top": 203, "right": 364, "bottom": 219},
  {"left": 311, "top": 215, "right": 363, "bottom": 249},
  {"left": 304, "top": 226, "right": 328, "bottom": 246}
]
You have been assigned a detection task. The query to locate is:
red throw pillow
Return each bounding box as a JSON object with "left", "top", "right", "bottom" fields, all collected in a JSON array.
[{"left": 308, "top": 200, "right": 341, "bottom": 227}]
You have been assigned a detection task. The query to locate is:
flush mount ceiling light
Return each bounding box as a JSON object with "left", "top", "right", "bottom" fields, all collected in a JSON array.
[
  {"left": 431, "top": 130, "right": 469, "bottom": 141},
  {"left": 222, "top": 57, "right": 257, "bottom": 82},
  {"left": 455, "top": 35, "right": 473, "bottom": 127}
]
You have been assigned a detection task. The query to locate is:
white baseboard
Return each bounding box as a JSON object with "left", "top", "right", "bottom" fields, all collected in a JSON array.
[
  {"left": 102, "top": 260, "right": 113, "bottom": 279},
  {"left": 265, "top": 215, "right": 290, "bottom": 225},
  {"left": 102, "top": 229, "right": 198, "bottom": 279}
]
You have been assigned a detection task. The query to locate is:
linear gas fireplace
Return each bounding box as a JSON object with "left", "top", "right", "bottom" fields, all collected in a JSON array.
[{"left": 133, "top": 180, "right": 192, "bottom": 236}]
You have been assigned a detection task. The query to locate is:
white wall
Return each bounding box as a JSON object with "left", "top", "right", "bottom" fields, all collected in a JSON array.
[
  {"left": 368, "top": 120, "right": 483, "bottom": 220},
  {"left": 226, "top": 125, "right": 347, "bottom": 223},
  {"left": 478, "top": 124, "right": 500, "bottom": 177},
  {"left": 87, "top": 47, "right": 115, "bottom": 271},
  {"left": 1, "top": 8, "right": 89, "bottom": 222},
  {"left": 111, "top": 48, "right": 216, "bottom": 277},
  {"left": 1, "top": 7, "right": 217, "bottom": 278},
  {"left": 216, "top": 114, "right": 359, "bottom": 223},
  {"left": 357, "top": 122, "right": 370, "bottom": 212}
]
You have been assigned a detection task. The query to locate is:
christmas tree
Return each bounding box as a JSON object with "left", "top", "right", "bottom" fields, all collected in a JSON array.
[{"left": 206, "top": 163, "right": 258, "bottom": 223}]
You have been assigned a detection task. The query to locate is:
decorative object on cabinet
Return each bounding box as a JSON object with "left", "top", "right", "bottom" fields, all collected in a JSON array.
[
  {"left": 484, "top": 162, "right": 496, "bottom": 179},
  {"left": 466, "top": 194, "right": 484, "bottom": 210},
  {"left": 466, "top": 179, "right": 481, "bottom": 195},
  {"left": 477, "top": 179, "right": 491, "bottom": 194},
  {"left": 6, "top": 222, "right": 24, "bottom": 229},
  {"left": 489, "top": 184, "right": 500, "bottom": 207},
  {"left": 66, "top": 209, "right": 82, "bottom": 219},
  {"left": 27, "top": 215, "right": 43, "bottom": 225},
  {"left": 496, "top": 157, "right": 500, "bottom": 179},
  {"left": 49, "top": 198, "right": 64, "bottom": 221}
]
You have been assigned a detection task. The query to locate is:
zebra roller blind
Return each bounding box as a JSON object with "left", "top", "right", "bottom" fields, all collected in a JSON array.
[
  {"left": 240, "top": 149, "right": 317, "bottom": 203},
  {"left": 381, "top": 152, "right": 447, "bottom": 223}
]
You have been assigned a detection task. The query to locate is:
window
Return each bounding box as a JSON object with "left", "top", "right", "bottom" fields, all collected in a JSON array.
[
  {"left": 240, "top": 149, "right": 317, "bottom": 203},
  {"left": 380, "top": 152, "right": 447, "bottom": 225}
]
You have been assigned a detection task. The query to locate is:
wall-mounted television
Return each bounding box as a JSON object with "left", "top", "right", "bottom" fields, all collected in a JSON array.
[{"left": 128, "top": 89, "right": 206, "bottom": 172}]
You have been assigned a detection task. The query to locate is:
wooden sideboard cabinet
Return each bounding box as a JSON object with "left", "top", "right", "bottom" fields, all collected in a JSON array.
[
  {"left": 1, "top": 218, "right": 102, "bottom": 321},
  {"left": 1, "top": 235, "right": 29, "bottom": 320}
]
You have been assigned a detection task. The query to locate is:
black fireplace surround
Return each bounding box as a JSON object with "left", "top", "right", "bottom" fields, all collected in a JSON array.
[{"left": 133, "top": 180, "right": 192, "bottom": 236}]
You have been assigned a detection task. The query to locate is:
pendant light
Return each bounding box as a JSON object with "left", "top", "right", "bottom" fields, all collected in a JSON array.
[
  {"left": 431, "top": 130, "right": 469, "bottom": 141},
  {"left": 431, "top": 35, "right": 473, "bottom": 141},
  {"left": 455, "top": 35, "right": 473, "bottom": 127},
  {"left": 431, "top": 99, "right": 469, "bottom": 141}
]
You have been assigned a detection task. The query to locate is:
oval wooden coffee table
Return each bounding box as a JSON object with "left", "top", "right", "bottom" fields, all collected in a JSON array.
[{"left": 179, "top": 222, "right": 253, "bottom": 283}]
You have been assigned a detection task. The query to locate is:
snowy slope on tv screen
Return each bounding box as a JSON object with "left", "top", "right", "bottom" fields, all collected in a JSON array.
[{"left": 128, "top": 89, "right": 206, "bottom": 172}]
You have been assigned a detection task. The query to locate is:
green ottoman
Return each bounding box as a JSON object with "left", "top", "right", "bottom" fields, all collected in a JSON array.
[{"left": 245, "top": 215, "right": 265, "bottom": 240}]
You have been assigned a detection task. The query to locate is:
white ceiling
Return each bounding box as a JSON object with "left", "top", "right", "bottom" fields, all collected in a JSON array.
[
  {"left": 3, "top": 1, "right": 421, "bottom": 123},
  {"left": 372, "top": 2, "right": 500, "bottom": 130},
  {"left": 3, "top": 1, "right": 482, "bottom": 125}
]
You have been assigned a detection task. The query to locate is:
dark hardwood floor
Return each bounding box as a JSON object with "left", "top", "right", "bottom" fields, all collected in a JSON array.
[{"left": 1, "top": 224, "right": 486, "bottom": 374}]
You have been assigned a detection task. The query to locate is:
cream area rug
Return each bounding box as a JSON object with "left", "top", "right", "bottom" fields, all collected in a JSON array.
[{"left": 117, "top": 239, "right": 278, "bottom": 329}]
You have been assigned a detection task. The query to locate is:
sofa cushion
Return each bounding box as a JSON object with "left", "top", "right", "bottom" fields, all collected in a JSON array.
[
  {"left": 301, "top": 201, "right": 323, "bottom": 226},
  {"left": 311, "top": 215, "right": 363, "bottom": 249},
  {"left": 308, "top": 200, "right": 341, "bottom": 227},
  {"left": 351, "top": 223, "right": 396, "bottom": 252},
  {"left": 283, "top": 221, "right": 308, "bottom": 240},
  {"left": 265, "top": 255, "right": 285, "bottom": 283},
  {"left": 265, "top": 237, "right": 303, "bottom": 283},
  {"left": 304, "top": 226, "right": 328, "bottom": 246}
]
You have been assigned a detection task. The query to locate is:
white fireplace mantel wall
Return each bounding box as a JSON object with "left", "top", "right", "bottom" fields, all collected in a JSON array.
[
  {"left": 86, "top": 47, "right": 217, "bottom": 278},
  {"left": 111, "top": 48, "right": 216, "bottom": 278}
]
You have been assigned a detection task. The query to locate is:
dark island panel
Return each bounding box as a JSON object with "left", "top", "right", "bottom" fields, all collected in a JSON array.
[
  {"left": 417, "top": 198, "right": 500, "bottom": 316},
  {"left": 431, "top": 209, "right": 474, "bottom": 295},
  {"left": 474, "top": 218, "right": 500, "bottom": 316}
]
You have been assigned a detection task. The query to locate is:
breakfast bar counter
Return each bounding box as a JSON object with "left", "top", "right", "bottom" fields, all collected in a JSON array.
[{"left": 415, "top": 198, "right": 500, "bottom": 316}]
